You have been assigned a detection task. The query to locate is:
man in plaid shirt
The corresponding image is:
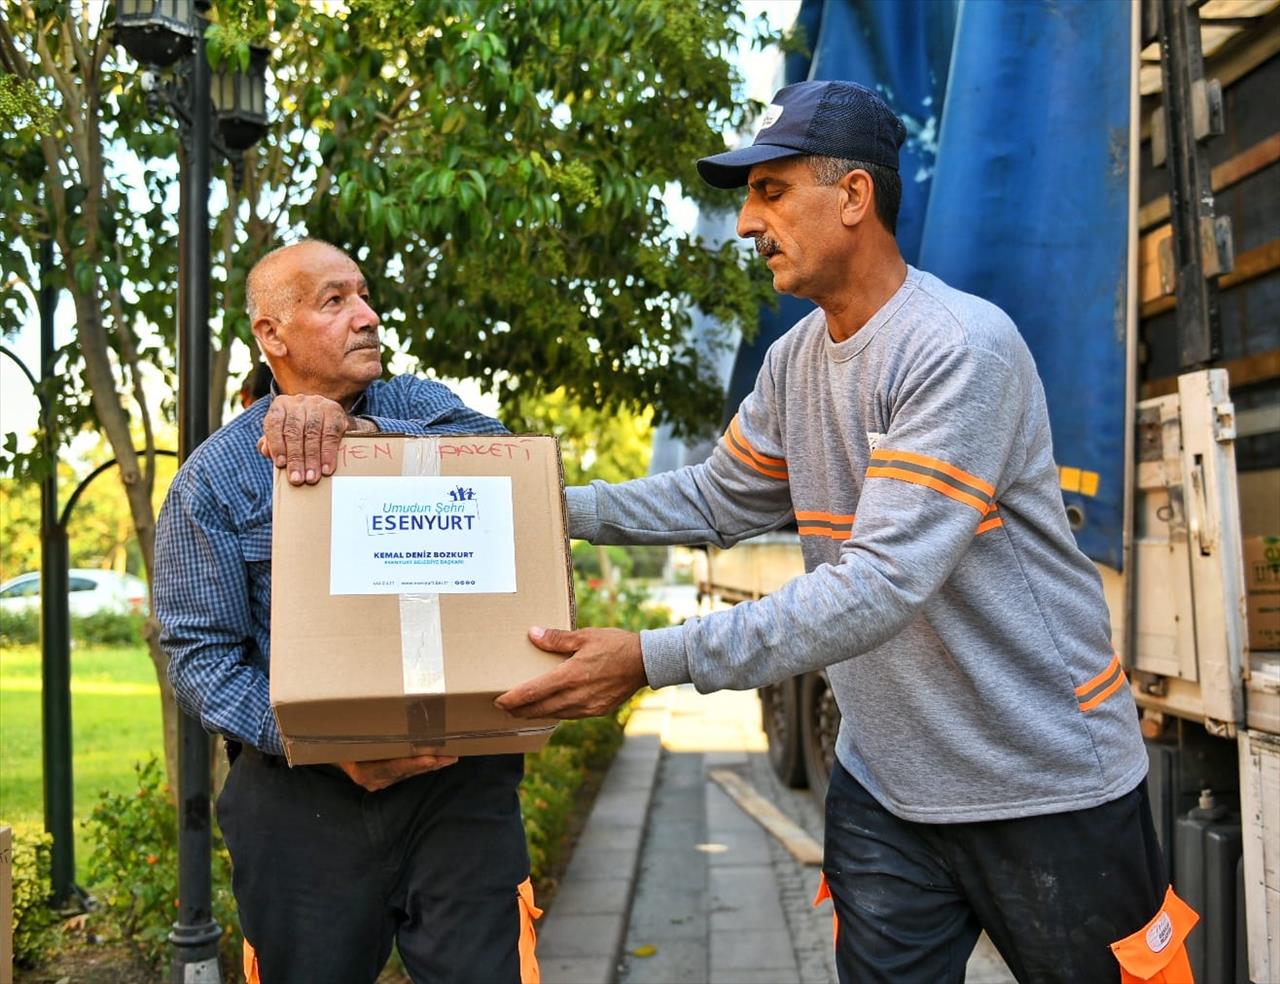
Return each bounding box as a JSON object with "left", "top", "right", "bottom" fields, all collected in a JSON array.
[{"left": 155, "top": 240, "right": 539, "bottom": 984}]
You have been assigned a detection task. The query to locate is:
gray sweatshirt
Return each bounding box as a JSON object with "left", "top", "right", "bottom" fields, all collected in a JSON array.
[{"left": 566, "top": 267, "right": 1147, "bottom": 823}]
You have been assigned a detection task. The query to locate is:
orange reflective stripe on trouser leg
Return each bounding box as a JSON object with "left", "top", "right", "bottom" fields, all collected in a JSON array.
[
  {"left": 517, "top": 877, "right": 543, "bottom": 984},
  {"left": 243, "top": 938, "right": 261, "bottom": 984},
  {"left": 1109, "top": 886, "right": 1199, "bottom": 983},
  {"left": 812, "top": 872, "right": 838, "bottom": 946}
]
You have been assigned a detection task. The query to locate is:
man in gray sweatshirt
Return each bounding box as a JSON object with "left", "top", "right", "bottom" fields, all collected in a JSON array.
[{"left": 498, "top": 80, "right": 1196, "bottom": 983}]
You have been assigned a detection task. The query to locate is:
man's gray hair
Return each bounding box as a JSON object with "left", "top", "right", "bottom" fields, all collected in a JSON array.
[
  {"left": 245, "top": 238, "right": 347, "bottom": 321},
  {"left": 807, "top": 155, "right": 902, "bottom": 235}
]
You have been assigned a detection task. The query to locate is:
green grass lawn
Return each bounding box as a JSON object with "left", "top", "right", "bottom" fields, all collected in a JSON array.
[{"left": 0, "top": 643, "right": 165, "bottom": 880}]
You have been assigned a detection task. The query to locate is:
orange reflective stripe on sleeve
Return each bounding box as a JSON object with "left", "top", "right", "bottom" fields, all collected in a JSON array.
[
  {"left": 871, "top": 448, "right": 995, "bottom": 498},
  {"left": 730, "top": 417, "right": 787, "bottom": 468},
  {"left": 243, "top": 938, "right": 261, "bottom": 984},
  {"left": 723, "top": 416, "right": 789, "bottom": 480},
  {"left": 795, "top": 511, "right": 855, "bottom": 524},
  {"left": 1076, "top": 654, "right": 1122, "bottom": 696},
  {"left": 1077, "top": 654, "right": 1128, "bottom": 713},
  {"left": 517, "top": 877, "right": 543, "bottom": 984},
  {"left": 865, "top": 460, "right": 992, "bottom": 514},
  {"left": 812, "top": 872, "right": 838, "bottom": 946},
  {"left": 867, "top": 448, "right": 996, "bottom": 516},
  {"left": 796, "top": 510, "right": 855, "bottom": 541},
  {"left": 1110, "top": 886, "right": 1199, "bottom": 983}
]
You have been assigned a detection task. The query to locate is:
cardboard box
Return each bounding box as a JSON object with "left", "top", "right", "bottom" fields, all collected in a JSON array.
[
  {"left": 1244, "top": 536, "right": 1280, "bottom": 653},
  {"left": 271, "top": 435, "right": 574, "bottom": 765}
]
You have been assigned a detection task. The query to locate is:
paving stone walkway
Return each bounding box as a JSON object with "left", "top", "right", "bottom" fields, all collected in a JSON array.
[{"left": 537, "top": 685, "right": 1015, "bottom": 984}]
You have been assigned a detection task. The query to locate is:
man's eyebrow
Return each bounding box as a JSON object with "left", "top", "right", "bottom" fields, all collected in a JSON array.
[
  {"left": 313, "top": 278, "right": 368, "bottom": 300},
  {"left": 749, "top": 176, "right": 788, "bottom": 192}
]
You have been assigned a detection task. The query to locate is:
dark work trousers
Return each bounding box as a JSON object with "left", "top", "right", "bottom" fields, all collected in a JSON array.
[
  {"left": 216, "top": 746, "right": 530, "bottom": 984},
  {"left": 822, "top": 762, "right": 1168, "bottom": 984}
]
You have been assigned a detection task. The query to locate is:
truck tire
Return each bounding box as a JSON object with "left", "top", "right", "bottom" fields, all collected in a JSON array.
[
  {"left": 800, "top": 670, "right": 840, "bottom": 810},
  {"left": 760, "top": 679, "right": 807, "bottom": 788}
]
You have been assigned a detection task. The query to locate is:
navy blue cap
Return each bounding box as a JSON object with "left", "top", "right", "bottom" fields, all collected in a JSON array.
[{"left": 697, "top": 80, "right": 907, "bottom": 189}]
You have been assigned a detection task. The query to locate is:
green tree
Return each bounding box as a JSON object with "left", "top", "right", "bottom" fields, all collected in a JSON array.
[
  {"left": 0, "top": 446, "right": 178, "bottom": 584},
  {"left": 507, "top": 386, "right": 655, "bottom": 487},
  {"left": 0, "top": 0, "right": 775, "bottom": 779}
]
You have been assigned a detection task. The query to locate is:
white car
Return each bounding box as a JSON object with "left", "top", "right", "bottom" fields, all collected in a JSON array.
[{"left": 0, "top": 570, "right": 149, "bottom": 617}]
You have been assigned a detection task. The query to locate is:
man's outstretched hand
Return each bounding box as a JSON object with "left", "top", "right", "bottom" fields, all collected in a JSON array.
[
  {"left": 257, "top": 393, "right": 377, "bottom": 485},
  {"left": 495, "top": 626, "right": 649, "bottom": 720},
  {"left": 338, "top": 752, "right": 458, "bottom": 792}
]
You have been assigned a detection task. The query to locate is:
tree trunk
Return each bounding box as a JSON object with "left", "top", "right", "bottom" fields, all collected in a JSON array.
[
  {"left": 209, "top": 341, "right": 232, "bottom": 432},
  {"left": 67, "top": 282, "right": 178, "bottom": 786},
  {"left": 144, "top": 616, "right": 179, "bottom": 793}
]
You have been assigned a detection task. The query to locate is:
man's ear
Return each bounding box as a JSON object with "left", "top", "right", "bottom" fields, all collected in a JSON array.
[
  {"left": 252, "top": 315, "right": 286, "bottom": 359},
  {"left": 839, "top": 169, "right": 875, "bottom": 228}
]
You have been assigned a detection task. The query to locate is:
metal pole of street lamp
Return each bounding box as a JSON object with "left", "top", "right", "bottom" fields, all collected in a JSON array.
[
  {"left": 169, "top": 6, "right": 221, "bottom": 978},
  {"left": 0, "top": 237, "right": 81, "bottom": 910},
  {"left": 38, "top": 231, "right": 78, "bottom": 907},
  {"left": 114, "top": 3, "right": 269, "bottom": 976}
]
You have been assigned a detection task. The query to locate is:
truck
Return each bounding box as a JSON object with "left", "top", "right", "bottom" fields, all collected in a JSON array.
[{"left": 661, "top": 1, "right": 1280, "bottom": 981}]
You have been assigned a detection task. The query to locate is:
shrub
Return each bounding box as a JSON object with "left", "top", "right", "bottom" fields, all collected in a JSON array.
[
  {"left": 571, "top": 542, "right": 633, "bottom": 580},
  {"left": 570, "top": 543, "right": 669, "bottom": 581},
  {"left": 550, "top": 715, "right": 627, "bottom": 772},
  {"left": 83, "top": 758, "right": 240, "bottom": 975},
  {"left": 626, "top": 545, "right": 668, "bottom": 580},
  {"left": 0, "top": 608, "right": 144, "bottom": 647},
  {"left": 520, "top": 695, "right": 634, "bottom": 884},
  {"left": 0, "top": 607, "right": 39, "bottom": 646},
  {"left": 8, "top": 823, "right": 62, "bottom": 967},
  {"left": 574, "top": 575, "right": 672, "bottom": 633},
  {"left": 521, "top": 744, "right": 581, "bottom": 882},
  {"left": 75, "top": 610, "right": 146, "bottom": 646}
]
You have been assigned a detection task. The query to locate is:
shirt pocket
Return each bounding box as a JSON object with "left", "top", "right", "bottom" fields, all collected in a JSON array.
[{"left": 237, "top": 524, "right": 274, "bottom": 617}]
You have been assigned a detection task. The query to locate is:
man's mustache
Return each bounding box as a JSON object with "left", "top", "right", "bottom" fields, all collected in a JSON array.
[{"left": 755, "top": 236, "right": 781, "bottom": 257}]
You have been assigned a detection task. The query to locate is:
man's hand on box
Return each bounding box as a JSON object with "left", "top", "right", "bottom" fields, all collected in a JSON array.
[
  {"left": 494, "top": 627, "right": 648, "bottom": 720},
  {"left": 257, "top": 393, "right": 377, "bottom": 486},
  {"left": 338, "top": 752, "right": 459, "bottom": 793}
]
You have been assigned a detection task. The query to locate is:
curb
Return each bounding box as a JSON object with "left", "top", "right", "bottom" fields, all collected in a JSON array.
[{"left": 535, "top": 696, "right": 667, "bottom": 984}]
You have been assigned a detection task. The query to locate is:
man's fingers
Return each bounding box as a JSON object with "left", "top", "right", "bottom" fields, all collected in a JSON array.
[
  {"left": 341, "top": 752, "right": 459, "bottom": 791},
  {"left": 283, "top": 412, "right": 307, "bottom": 484},
  {"left": 528, "top": 626, "right": 583, "bottom": 654},
  {"left": 502, "top": 696, "right": 562, "bottom": 720},
  {"left": 303, "top": 404, "right": 325, "bottom": 483},
  {"left": 498, "top": 685, "right": 608, "bottom": 720},
  {"left": 404, "top": 753, "right": 458, "bottom": 771},
  {"left": 261, "top": 395, "right": 351, "bottom": 483},
  {"left": 262, "top": 406, "right": 286, "bottom": 468},
  {"left": 495, "top": 663, "right": 569, "bottom": 713},
  {"left": 321, "top": 410, "right": 347, "bottom": 476}
]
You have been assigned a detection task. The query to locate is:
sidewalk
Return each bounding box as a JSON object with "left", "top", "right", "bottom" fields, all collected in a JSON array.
[
  {"left": 537, "top": 684, "right": 1018, "bottom": 984},
  {"left": 536, "top": 686, "right": 835, "bottom": 984}
]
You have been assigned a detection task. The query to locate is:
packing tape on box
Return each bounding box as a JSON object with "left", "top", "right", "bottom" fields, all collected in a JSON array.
[
  {"left": 400, "top": 439, "right": 446, "bottom": 700},
  {"left": 406, "top": 696, "right": 447, "bottom": 749}
]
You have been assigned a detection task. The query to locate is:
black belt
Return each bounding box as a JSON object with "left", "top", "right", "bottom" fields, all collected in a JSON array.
[{"left": 226, "top": 740, "right": 286, "bottom": 768}]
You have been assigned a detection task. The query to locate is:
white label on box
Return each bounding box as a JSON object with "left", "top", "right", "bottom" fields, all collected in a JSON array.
[{"left": 329, "top": 475, "right": 516, "bottom": 595}]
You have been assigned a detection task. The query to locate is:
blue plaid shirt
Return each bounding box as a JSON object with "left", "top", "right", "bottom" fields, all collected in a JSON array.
[{"left": 155, "top": 376, "right": 508, "bottom": 755}]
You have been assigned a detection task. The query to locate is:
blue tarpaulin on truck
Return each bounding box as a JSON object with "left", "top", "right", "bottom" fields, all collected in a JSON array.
[{"left": 715, "top": 0, "right": 1132, "bottom": 570}]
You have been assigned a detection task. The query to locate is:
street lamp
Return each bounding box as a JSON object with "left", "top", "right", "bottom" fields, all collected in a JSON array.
[
  {"left": 114, "top": 0, "right": 198, "bottom": 68},
  {"left": 114, "top": 2, "right": 269, "bottom": 981},
  {"left": 211, "top": 45, "right": 269, "bottom": 153}
]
